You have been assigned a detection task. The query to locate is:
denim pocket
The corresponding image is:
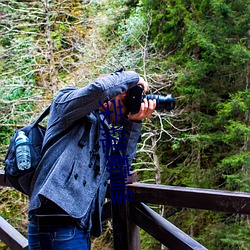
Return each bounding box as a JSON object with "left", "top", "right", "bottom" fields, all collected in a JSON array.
[{"left": 51, "top": 226, "right": 75, "bottom": 241}]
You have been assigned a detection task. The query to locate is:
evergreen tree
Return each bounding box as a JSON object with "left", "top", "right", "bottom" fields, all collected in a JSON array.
[
  {"left": 104, "top": 0, "right": 250, "bottom": 248},
  {"left": 139, "top": 0, "right": 250, "bottom": 249}
]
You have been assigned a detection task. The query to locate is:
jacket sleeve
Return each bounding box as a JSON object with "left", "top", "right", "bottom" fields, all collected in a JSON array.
[
  {"left": 51, "top": 71, "right": 139, "bottom": 127},
  {"left": 43, "top": 71, "right": 140, "bottom": 153}
]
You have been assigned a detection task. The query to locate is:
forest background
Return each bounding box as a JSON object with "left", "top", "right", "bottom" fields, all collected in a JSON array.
[{"left": 0, "top": 0, "right": 249, "bottom": 249}]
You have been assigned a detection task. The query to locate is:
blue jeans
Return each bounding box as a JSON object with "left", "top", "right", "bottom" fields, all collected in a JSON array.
[{"left": 28, "top": 222, "right": 90, "bottom": 250}]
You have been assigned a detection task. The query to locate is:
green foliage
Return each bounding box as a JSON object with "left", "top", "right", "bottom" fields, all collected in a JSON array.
[
  {"left": 134, "top": 0, "right": 250, "bottom": 248},
  {"left": 0, "top": 188, "right": 29, "bottom": 237},
  {"left": 140, "top": 229, "right": 159, "bottom": 249},
  {"left": 197, "top": 215, "right": 250, "bottom": 250},
  {"left": 0, "top": 1, "right": 99, "bottom": 249},
  {"left": 1, "top": 0, "right": 250, "bottom": 249}
]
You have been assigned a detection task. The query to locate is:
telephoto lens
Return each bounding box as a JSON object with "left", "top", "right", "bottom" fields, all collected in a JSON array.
[
  {"left": 127, "top": 85, "right": 176, "bottom": 114},
  {"left": 143, "top": 94, "right": 175, "bottom": 112}
]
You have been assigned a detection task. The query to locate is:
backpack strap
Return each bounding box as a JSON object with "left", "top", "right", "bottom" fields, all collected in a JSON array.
[{"left": 33, "top": 105, "right": 50, "bottom": 126}]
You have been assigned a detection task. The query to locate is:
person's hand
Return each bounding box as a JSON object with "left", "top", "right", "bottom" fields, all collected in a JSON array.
[
  {"left": 138, "top": 77, "right": 148, "bottom": 93},
  {"left": 128, "top": 98, "right": 156, "bottom": 122}
]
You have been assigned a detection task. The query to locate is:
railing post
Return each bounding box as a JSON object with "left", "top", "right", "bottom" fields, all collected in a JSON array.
[
  {"left": 111, "top": 199, "right": 128, "bottom": 249},
  {"left": 111, "top": 171, "right": 140, "bottom": 250},
  {"left": 127, "top": 202, "right": 141, "bottom": 249}
]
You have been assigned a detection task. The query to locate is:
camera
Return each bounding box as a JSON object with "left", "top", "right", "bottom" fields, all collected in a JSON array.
[{"left": 127, "top": 85, "right": 175, "bottom": 114}]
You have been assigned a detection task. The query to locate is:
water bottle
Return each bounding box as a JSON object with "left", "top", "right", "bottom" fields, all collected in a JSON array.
[{"left": 15, "top": 131, "right": 31, "bottom": 170}]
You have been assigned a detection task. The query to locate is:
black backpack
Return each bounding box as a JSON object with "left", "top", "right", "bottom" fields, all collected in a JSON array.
[{"left": 4, "top": 106, "right": 50, "bottom": 195}]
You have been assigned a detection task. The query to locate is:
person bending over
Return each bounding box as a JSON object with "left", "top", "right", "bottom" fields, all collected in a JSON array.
[{"left": 28, "top": 70, "right": 156, "bottom": 250}]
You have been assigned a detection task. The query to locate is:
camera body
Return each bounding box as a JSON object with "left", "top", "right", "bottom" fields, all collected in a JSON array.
[{"left": 127, "top": 85, "right": 175, "bottom": 114}]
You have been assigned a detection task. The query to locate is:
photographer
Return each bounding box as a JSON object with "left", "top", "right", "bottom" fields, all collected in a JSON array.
[{"left": 28, "top": 70, "right": 156, "bottom": 250}]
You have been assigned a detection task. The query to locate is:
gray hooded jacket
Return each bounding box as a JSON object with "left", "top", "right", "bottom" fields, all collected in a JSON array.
[{"left": 29, "top": 71, "right": 142, "bottom": 236}]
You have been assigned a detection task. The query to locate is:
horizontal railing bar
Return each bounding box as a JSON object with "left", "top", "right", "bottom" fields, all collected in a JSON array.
[
  {"left": 0, "top": 216, "right": 28, "bottom": 250},
  {"left": 1, "top": 172, "right": 249, "bottom": 249},
  {"left": 130, "top": 202, "right": 207, "bottom": 250},
  {"left": 127, "top": 183, "right": 250, "bottom": 214}
]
